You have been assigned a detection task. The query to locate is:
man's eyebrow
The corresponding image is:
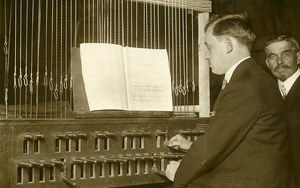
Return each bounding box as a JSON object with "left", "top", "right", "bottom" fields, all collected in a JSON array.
[
  {"left": 282, "top": 49, "right": 293, "bottom": 53},
  {"left": 267, "top": 49, "right": 293, "bottom": 57}
]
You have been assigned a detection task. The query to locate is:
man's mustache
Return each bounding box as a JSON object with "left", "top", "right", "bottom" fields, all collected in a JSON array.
[{"left": 274, "top": 65, "right": 291, "bottom": 72}]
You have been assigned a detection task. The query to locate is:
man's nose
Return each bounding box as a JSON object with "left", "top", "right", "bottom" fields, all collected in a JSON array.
[
  {"left": 204, "top": 51, "right": 210, "bottom": 62},
  {"left": 277, "top": 54, "right": 284, "bottom": 65}
]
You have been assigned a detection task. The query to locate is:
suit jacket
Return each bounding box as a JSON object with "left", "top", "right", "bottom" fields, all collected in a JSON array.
[
  {"left": 284, "top": 75, "right": 300, "bottom": 188},
  {"left": 173, "top": 58, "right": 290, "bottom": 188}
]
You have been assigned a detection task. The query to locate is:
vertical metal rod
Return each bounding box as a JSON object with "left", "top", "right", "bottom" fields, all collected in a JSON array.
[
  {"left": 92, "top": 0, "right": 95, "bottom": 42},
  {"left": 3, "top": 0, "right": 7, "bottom": 117},
  {"left": 170, "top": 0, "right": 176, "bottom": 112},
  {"left": 150, "top": 2, "right": 152, "bottom": 49},
  {"left": 70, "top": 0, "right": 74, "bottom": 111},
  {"left": 74, "top": 0, "right": 77, "bottom": 46},
  {"left": 88, "top": 0, "right": 91, "bottom": 42},
  {"left": 174, "top": 0, "right": 179, "bottom": 111},
  {"left": 44, "top": 0, "right": 49, "bottom": 118},
  {"left": 157, "top": 3, "right": 160, "bottom": 48},
  {"left": 8, "top": 1, "right": 13, "bottom": 118},
  {"left": 70, "top": 0, "right": 73, "bottom": 47},
  {"left": 36, "top": 0, "right": 42, "bottom": 118},
  {"left": 143, "top": 1, "right": 145, "bottom": 47},
  {"left": 181, "top": 1, "right": 187, "bottom": 114},
  {"left": 54, "top": 0, "right": 59, "bottom": 118},
  {"left": 191, "top": 5, "right": 195, "bottom": 111},
  {"left": 4, "top": 0, "right": 12, "bottom": 118},
  {"left": 135, "top": 0, "right": 138, "bottom": 47},
  {"left": 102, "top": 0, "right": 105, "bottom": 43},
  {"left": 145, "top": 2, "right": 148, "bottom": 48},
  {"left": 24, "top": 0, "right": 29, "bottom": 118},
  {"left": 118, "top": 0, "right": 121, "bottom": 44},
  {"left": 29, "top": 0, "right": 35, "bottom": 118},
  {"left": 153, "top": 2, "right": 156, "bottom": 49},
  {"left": 60, "top": 0, "right": 63, "bottom": 118},
  {"left": 64, "top": 0, "right": 69, "bottom": 118},
  {"left": 130, "top": 0, "right": 133, "bottom": 47},
  {"left": 49, "top": 0, "right": 55, "bottom": 118},
  {"left": 14, "top": 0, "right": 17, "bottom": 118},
  {"left": 121, "top": 0, "right": 124, "bottom": 46},
  {"left": 96, "top": 0, "right": 99, "bottom": 42},
  {"left": 113, "top": 0, "right": 117, "bottom": 44},
  {"left": 83, "top": 0, "right": 86, "bottom": 43},
  {"left": 100, "top": 0, "right": 104, "bottom": 43},
  {"left": 182, "top": 24, "right": 186, "bottom": 115},
  {"left": 178, "top": 2, "right": 183, "bottom": 114},
  {"left": 127, "top": 0, "right": 129, "bottom": 46},
  {"left": 184, "top": 0, "right": 189, "bottom": 114},
  {"left": 18, "top": 0, "right": 23, "bottom": 118},
  {"left": 164, "top": 0, "right": 167, "bottom": 49},
  {"left": 109, "top": 0, "right": 112, "bottom": 43}
]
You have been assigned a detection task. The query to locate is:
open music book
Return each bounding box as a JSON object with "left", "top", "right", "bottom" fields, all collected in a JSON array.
[{"left": 79, "top": 43, "right": 173, "bottom": 111}]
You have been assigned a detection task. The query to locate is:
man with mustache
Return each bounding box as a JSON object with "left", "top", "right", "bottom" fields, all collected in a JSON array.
[{"left": 265, "top": 35, "right": 300, "bottom": 188}]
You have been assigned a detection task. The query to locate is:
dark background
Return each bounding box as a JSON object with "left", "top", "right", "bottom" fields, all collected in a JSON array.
[
  {"left": 210, "top": 0, "right": 300, "bottom": 107},
  {"left": 212, "top": 0, "right": 300, "bottom": 65}
]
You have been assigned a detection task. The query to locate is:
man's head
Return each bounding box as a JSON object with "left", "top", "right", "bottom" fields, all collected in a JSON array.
[
  {"left": 204, "top": 14, "right": 256, "bottom": 75},
  {"left": 265, "top": 35, "right": 300, "bottom": 81}
]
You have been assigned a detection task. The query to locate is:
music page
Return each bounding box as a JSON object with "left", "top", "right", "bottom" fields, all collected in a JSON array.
[
  {"left": 80, "top": 43, "right": 128, "bottom": 111},
  {"left": 123, "top": 47, "right": 173, "bottom": 111}
]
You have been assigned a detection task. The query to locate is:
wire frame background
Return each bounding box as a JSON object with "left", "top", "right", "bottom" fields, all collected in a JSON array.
[{"left": 1, "top": 0, "right": 205, "bottom": 118}]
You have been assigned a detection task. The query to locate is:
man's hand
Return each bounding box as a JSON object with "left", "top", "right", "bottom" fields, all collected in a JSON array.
[
  {"left": 165, "top": 160, "right": 181, "bottom": 181},
  {"left": 167, "top": 134, "right": 192, "bottom": 151}
]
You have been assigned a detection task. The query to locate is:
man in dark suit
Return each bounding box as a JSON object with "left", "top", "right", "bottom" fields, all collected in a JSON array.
[
  {"left": 164, "top": 14, "right": 290, "bottom": 188},
  {"left": 265, "top": 35, "right": 300, "bottom": 188}
]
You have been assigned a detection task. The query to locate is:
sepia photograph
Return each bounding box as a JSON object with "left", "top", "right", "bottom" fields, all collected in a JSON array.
[{"left": 0, "top": 0, "right": 299, "bottom": 187}]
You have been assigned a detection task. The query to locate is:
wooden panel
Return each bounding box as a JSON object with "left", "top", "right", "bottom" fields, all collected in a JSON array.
[{"left": 0, "top": 118, "right": 208, "bottom": 188}]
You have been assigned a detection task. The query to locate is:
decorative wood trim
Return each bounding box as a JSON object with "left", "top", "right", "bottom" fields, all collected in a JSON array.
[{"left": 198, "top": 12, "right": 210, "bottom": 117}]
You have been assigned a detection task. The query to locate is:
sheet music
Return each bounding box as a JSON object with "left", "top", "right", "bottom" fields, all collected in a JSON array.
[
  {"left": 80, "top": 43, "right": 173, "bottom": 111},
  {"left": 123, "top": 47, "right": 173, "bottom": 111},
  {"left": 80, "top": 43, "right": 128, "bottom": 111}
]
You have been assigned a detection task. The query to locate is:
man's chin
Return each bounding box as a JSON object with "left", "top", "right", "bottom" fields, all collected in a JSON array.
[
  {"left": 276, "top": 73, "right": 288, "bottom": 81},
  {"left": 274, "top": 68, "right": 294, "bottom": 80},
  {"left": 211, "top": 71, "right": 223, "bottom": 75}
]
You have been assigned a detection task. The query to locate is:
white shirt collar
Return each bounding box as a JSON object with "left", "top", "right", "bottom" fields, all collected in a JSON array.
[
  {"left": 224, "top": 56, "right": 251, "bottom": 83},
  {"left": 278, "top": 68, "right": 300, "bottom": 95}
]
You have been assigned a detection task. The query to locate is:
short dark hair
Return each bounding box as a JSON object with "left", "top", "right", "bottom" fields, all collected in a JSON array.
[
  {"left": 205, "top": 14, "right": 256, "bottom": 50},
  {"left": 264, "top": 35, "right": 299, "bottom": 51}
]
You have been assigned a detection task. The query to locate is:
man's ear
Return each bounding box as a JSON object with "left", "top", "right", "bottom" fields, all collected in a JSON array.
[
  {"left": 265, "top": 59, "right": 271, "bottom": 69},
  {"left": 297, "top": 51, "right": 300, "bottom": 65},
  {"left": 225, "top": 37, "right": 233, "bottom": 54}
]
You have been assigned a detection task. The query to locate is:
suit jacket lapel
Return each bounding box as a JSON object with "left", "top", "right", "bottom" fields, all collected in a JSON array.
[
  {"left": 284, "top": 75, "right": 300, "bottom": 109},
  {"left": 213, "top": 58, "right": 254, "bottom": 111}
]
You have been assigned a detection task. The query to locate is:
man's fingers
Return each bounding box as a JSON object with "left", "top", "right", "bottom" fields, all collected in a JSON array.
[
  {"left": 169, "top": 160, "right": 177, "bottom": 164},
  {"left": 168, "top": 140, "right": 181, "bottom": 147}
]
